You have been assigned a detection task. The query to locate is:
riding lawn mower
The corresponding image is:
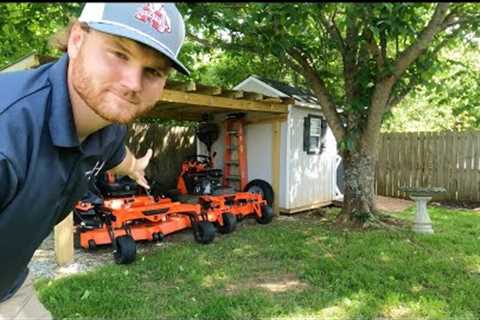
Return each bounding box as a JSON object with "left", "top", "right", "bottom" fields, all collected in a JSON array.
[{"left": 74, "top": 114, "right": 275, "bottom": 265}]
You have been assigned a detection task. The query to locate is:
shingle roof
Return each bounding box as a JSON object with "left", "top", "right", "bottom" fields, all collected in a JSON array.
[{"left": 252, "top": 75, "right": 318, "bottom": 105}]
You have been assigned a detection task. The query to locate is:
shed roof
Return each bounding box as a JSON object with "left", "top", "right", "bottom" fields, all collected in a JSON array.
[{"left": 246, "top": 75, "right": 318, "bottom": 105}]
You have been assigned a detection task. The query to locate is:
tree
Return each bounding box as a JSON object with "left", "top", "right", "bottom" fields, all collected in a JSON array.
[
  {"left": 180, "top": 3, "right": 480, "bottom": 225},
  {"left": 0, "top": 3, "right": 81, "bottom": 68}
]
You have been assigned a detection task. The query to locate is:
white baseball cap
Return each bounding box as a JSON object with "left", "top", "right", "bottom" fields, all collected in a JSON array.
[{"left": 79, "top": 3, "right": 190, "bottom": 76}]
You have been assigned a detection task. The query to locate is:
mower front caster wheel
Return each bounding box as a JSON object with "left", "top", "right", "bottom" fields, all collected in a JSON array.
[
  {"left": 88, "top": 239, "right": 97, "bottom": 250},
  {"left": 113, "top": 235, "right": 137, "bottom": 264},
  {"left": 256, "top": 205, "right": 273, "bottom": 225},
  {"left": 217, "top": 213, "right": 237, "bottom": 234},
  {"left": 194, "top": 221, "right": 216, "bottom": 244},
  {"left": 152, "top": 232, "right": 164, "bottom": 242}
]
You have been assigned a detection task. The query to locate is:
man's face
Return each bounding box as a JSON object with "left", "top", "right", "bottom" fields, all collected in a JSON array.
[{"left": 68, "top": 25, "right": 172, "bottom": 124}]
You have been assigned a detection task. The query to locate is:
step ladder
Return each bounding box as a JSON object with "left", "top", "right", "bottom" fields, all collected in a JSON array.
[{"left": 223, "top": 114, "right": 248, "bottom": 191}]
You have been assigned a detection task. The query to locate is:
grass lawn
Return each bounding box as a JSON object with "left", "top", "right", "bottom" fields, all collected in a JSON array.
[{"left": 36, "top": 205, "right": 480, "bottom": 319}]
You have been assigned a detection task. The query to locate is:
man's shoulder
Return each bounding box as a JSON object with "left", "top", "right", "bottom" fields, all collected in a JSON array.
[{"left": 0, "top": 64, "right": 52, "bottom": 115}]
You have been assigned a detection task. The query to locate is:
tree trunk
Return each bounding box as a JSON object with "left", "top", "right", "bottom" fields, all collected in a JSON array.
[{"left": 338, "top": 149, "right": 378, "bottom": 225}]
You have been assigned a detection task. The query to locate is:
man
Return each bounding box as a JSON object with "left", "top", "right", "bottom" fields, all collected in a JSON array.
[{"left": 0, "top": 3, "right": 190, "bottom": 318}]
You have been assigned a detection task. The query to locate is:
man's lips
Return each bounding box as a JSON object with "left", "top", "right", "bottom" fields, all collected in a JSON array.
[{"left": 109, "top": 90, "right": 139, "bottom": 105}]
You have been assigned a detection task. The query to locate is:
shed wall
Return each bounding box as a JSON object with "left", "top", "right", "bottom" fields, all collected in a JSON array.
[{"left": 286, "top": 107, "right": 338, "bottom": 208}]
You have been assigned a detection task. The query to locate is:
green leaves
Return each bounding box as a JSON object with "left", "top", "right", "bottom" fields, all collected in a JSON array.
[{"left": 0, "top": 3, "right": 81, "bottom": 68}]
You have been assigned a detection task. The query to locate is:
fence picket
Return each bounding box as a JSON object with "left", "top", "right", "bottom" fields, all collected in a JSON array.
[{"left": 377, "top": 130, "right": 480, "bottom": 202}]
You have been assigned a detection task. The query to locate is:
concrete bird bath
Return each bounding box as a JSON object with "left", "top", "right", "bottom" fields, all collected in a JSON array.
[{"left": 399, "top": 187, "right": 447, "bottom": 234}]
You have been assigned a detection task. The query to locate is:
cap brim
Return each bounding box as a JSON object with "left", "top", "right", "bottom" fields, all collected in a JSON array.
[{"left": 87, "top": 22, "right": 190, "bottom": 76}]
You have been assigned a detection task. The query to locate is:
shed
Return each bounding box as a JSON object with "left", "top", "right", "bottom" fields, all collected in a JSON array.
[{"left": 220, "top": 75, "right": 342, "bottom": 214}]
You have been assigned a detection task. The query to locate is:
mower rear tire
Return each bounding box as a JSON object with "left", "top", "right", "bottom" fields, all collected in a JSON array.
[
  {"left": 194, "top": 221, "right": 216, "bottom": 244},
  {"left": 256, "top": 205, "right": 273, "bottom": 225},
  {"left": 113, "top": 235, "right": 137, "bottom": 264},
  {"left": 217, "top": 213, "right": 237, "bottom": 234},
  {"left": 244, "top": 179, "right": 274, "bottom": 206}
]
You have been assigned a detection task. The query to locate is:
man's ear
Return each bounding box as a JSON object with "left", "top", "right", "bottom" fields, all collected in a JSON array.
[{"left": 67, "top": 23, "right": 87, "bottom": 60}]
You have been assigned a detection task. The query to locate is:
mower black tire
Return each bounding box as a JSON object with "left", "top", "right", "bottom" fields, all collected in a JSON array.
[
  {"left": 194, "top": 221, "right": 216, "bottom": 244},
  {"left": 88, "top": 239, "right": 97, "bottom": 251},
  {"left": 244, "top": 179, "right": 274, "bottom": 206},
  {"left": 217, "top": 213, "right": 237, "bottom": 234},
  {"left": 113, "top": 235, "right": 137, "bottom": 265},
  {"left": 256, "top": 205, "right": 274, "bottom": 225}
]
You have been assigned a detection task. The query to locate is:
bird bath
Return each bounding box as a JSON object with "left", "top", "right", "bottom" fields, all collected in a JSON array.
[{"left": 399, "top": 187, "right": 447, "bottom": 234}]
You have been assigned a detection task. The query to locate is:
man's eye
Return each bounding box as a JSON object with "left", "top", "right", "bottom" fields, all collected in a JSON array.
[
  {"left": 146, "top": 68, "right": 163, "bottom": 78},
  {"left": 114, "top": 51, "right": 128, "bottom": 60}
]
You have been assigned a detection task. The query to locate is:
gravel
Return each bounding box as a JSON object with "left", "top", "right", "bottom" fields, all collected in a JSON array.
[{"left": 28, "top": 231, "right": 175, "bottom": 281}]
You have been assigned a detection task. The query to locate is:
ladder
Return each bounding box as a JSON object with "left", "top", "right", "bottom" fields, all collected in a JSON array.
[{"left": 223, "top": 114, "right": 248, "bottom": 191}]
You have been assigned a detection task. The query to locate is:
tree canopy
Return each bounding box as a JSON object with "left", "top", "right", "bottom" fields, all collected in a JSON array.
[{"left": 0, "top": 3, "right": 81, "bottom": 68}]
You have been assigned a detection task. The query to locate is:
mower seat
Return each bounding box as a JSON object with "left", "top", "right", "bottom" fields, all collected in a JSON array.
[
  {"left": 81, "top": 191, "right": 103, "bottom": 206},
  {"left": 97, "top": 175, "right": 139, "bottom": 198},
  {"left": 207, "top": 169, "right": 223, "bottom": 178}
]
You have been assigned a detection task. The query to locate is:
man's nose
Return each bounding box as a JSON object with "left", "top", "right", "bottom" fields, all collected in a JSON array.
[{"left": 120, "top": 65, "right": 143, "bottom": 92}]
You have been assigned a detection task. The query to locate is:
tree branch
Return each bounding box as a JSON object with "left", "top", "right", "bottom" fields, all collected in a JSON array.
[
  {"left": 361, "top": 3, "right": 451, "bottom": 152},
  {"left": 363, "top": 27, "right": 385, "bottom": 71},
  {"left": 317, "top": 5, "right": 345, "bottom": 54},
  {"left": 391, "top": 3, "right": 451, "bottom": 80},
  {"left": 287, "top": 47, "right": 346, "bottom": 141}
]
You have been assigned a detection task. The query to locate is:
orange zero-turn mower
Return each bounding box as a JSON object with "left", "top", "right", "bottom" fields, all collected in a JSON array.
[
  {"left": 74, "top": 173, "right": 218, "bottom": 264},
  {"left": 175, "top": 153, "right": 274, "bottom": 232}
]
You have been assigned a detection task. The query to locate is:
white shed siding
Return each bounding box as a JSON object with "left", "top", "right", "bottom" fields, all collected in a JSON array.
[
  {"left": 286, "top": 107, "right": 337, "bottom": 208},
  {"left": 198, "top": 117, "right": 289, "bottom": 209},
  {"left": 244, "top": 122, "right": 288, "bottom": 209}
]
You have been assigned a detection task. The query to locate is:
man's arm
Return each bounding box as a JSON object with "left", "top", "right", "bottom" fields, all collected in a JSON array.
[
  {"left": 0, "top": 154, "right": 19, "bottom": 212},
  {"left": 110, "top": 146, "right": 153, "bottom": 190}
]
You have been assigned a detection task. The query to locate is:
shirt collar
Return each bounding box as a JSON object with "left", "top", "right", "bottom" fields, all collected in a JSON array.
[{"left": 47, "top": 53, "right": 80, "bottom": 148}]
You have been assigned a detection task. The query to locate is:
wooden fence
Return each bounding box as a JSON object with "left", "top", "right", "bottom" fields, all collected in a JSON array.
[{"left": 375, "top": 131, "right": 480, "bottom": 202}]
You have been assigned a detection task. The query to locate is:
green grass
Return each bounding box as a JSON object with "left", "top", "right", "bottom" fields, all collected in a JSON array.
[{"left": 36, "top": 205, "right": 480, "bottom": 319}]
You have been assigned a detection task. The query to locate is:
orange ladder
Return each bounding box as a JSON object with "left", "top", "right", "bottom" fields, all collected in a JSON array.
[{"left": 223, "top": 114, "right": 248, "bottom": 191}]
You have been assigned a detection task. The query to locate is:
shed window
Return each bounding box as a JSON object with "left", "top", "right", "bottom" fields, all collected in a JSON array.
[{"left": 303, "top": 114, "right": 327, "bottom": 155}]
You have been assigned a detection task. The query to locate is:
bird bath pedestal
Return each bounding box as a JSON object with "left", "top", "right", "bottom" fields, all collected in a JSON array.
[{"left": 399, "top": 187, "right": 447, "bottom": 234}]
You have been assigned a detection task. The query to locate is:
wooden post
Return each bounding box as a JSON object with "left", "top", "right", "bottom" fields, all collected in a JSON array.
[
  {"left": 54, "top": 212, "right": 74, "bottom": 266},
  {"left": 272, "top": 121, "right": 281, "bottom": 215}
]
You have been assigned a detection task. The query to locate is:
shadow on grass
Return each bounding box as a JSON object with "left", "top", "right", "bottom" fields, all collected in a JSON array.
[{"left": 36, "top": 208, "right": 480, "bottom": 319}]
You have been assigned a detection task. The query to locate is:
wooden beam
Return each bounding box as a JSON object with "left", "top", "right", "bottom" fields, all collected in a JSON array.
[
  {"left": 244, "top": 92, "right": 264, "bottom": 100},
  {"left": 165, "top": 80, "right": 196, "bottom": 92},
  {"left": 159, "top": 89, "right": 289, "bottom": 114},
  {"left": 141, "top": 109, "right": 203, "bottom": 122},
  {"left": 54, "top": 212, "right": 74, "bottom": 266},
  {"left": 280, "top": 200, "right": 333, "bottom": 215},
  {"left": 246, "top": 114, "right": 288, "bottom": 125},
  {"left": 222, "top": 90, "right": 244, "bottom": 99},
  {"left": 272, "top": 120, "right": 281, "bottom": 216},
  {"left": 196, "top": 84, "right": 222, "bottom": 96}
]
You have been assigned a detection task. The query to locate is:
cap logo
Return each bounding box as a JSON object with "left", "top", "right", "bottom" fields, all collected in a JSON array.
[{"left": 135, "top": 3, "right": 171, "bottom": 33}]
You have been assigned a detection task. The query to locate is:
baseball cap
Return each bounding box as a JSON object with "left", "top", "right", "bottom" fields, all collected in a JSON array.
[{"left": 79, "top": 3, "right": 190, "bottom": 76}]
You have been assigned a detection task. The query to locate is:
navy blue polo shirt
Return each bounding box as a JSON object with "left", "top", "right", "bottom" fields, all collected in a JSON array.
[{"left": 0, "top": 53, "right": 128, "bottom": 301}]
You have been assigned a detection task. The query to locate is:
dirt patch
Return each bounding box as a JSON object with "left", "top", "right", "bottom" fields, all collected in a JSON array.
[
  {"left": 225, "top": 273, "right": 308, "bottom": 294},
  {"left": 375, "top": 196, "right": 414, "bottom": 213}
]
